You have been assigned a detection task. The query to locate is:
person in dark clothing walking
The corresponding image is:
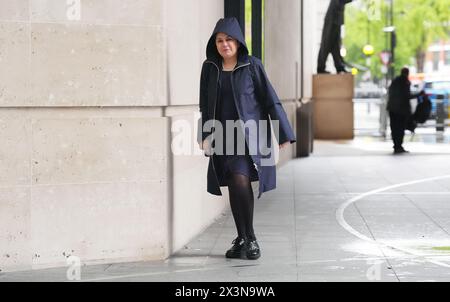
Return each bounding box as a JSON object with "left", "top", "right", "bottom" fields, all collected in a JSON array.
[
  {"left": 317, "top": 0, "right": 352, "bottom": 74},
  {"left": 387, "top": 67, "right": 423, "bottom": 154},
  {"left": 197, "top": 18, "right": 296, "bottom": 260}
]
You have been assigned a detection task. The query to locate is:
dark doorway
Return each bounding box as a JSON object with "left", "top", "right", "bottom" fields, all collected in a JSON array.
[
  {"left": 224, "top": 0, "right": 245, "bottom": 34},
  {"left": 251, "top": 0, "right": 262, "bottom": 60},
  {"left": 224, "top": 0, "right": 263, "bottom": 60}
]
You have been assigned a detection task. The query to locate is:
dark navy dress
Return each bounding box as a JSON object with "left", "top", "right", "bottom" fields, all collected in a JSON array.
[{"left": 215, "top": 70, "right": 259, "bottom": 187}]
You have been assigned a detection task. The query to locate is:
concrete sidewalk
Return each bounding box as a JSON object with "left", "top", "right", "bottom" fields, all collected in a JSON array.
[{"left": 2, "top": 132, "right": 450, "bottom": 282}]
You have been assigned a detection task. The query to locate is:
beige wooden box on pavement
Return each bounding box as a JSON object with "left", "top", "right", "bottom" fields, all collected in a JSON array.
[{"left": 312, "top": 74, "right": 354, "bottom": 140}]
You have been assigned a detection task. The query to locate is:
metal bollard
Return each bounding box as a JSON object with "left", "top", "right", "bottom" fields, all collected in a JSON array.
[
  {"left": 436, "top": 94, "right": 446, "bottom": 132},
  {"left": 379, "top": 95, "right": 388, "bottom": 138},
  {"left": 296, "top": 100, "right": 314, "bottom": 157}
]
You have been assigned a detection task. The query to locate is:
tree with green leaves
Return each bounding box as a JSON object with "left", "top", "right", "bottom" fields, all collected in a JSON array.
[{"left": 344, "top": 0, "right": 449, "bottom": 81}]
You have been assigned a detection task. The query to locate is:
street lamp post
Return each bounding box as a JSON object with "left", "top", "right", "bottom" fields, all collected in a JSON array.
[
  {"left": 382, "top": 0, "right": 395, "bottom": 85},
  {"left": 389, "top": 0, "right": 395, "bottom": 80},
  {"left": 380, "top": 0, "right": 395, "bottom": 138}
]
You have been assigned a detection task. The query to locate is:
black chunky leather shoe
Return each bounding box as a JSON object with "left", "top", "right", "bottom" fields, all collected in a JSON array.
[
  {"left": 225, "top": 237, "right": 246, "bottom": 259},
  {"left": 245, "top": 239, "right": 261, "bottom": 260}
]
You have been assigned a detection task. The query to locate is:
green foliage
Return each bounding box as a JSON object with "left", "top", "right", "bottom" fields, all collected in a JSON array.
[
  {"left": 245, "top": 0, "right": 253, "bottom": 55},
  {"left": 344, "top": 0, "right": 450, "bottom": 80},
  {"left": 244, "top": 0, "right": 265, "bottom": 62}
]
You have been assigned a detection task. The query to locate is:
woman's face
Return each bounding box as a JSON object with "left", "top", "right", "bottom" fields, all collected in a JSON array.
[{"left": 215, "top": 32, "right": 239, "bottom": 60}]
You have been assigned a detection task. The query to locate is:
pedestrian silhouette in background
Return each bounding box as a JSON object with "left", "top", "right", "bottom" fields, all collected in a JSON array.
[
  {"left": 198, "top": 18, "right": 296, "bottom": 260},
  {"left": 387, "top": 67, "right": 424, "bottom": 154},
  {"left": 317, "top": 0, "right": 352, "bottom": 74}
]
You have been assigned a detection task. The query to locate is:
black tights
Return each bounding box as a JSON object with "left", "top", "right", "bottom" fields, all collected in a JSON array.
[{"left": 227, "top": 173, "right": 256, "bottom": 240}]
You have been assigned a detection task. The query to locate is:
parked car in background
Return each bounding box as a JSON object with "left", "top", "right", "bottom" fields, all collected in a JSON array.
[{"left": 423, "top": 79, "right": 450, "bottom": 118}]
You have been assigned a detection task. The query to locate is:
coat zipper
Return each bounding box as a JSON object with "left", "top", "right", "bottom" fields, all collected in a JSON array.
[{"left": 229, "top": 63, "right": 259, "bottom": 173}]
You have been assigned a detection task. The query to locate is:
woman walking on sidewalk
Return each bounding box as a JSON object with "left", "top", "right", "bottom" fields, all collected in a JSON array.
[{"left": 197, "top": 18, "right": 296, "bottom": 260}]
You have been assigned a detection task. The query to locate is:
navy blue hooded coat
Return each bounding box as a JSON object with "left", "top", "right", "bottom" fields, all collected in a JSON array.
[{"left": 197, "top": 18, "right": 296, "bottom": 199}]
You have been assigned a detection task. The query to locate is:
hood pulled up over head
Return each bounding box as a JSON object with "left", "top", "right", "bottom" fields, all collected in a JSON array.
[{"left": 206, "top": 17, "right": 249, "bottom": 62}]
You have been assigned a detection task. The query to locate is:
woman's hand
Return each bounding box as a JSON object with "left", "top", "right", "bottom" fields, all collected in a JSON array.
[
  {"left": 199, "top": 140, "right": 206, "bottom": 150},
  {"left": 199, "top": 140, "right": 211, "bottom": 156},
  {"left": 279, "top": 142, "right": 291, "bottom": 150}
]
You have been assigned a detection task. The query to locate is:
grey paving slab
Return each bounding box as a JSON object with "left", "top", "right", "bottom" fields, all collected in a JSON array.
[
  {"left": 388, "top": 258, "right": 450, "bottom": 281},
  {"left": 407, "top": 195, "right": 450, "bottom": 210},
  {"left": 298, "top": 260, "right": 398, "bottom": 282},
  {"left": 2, "top": 136, "right": 450, "bottom": 282}
]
